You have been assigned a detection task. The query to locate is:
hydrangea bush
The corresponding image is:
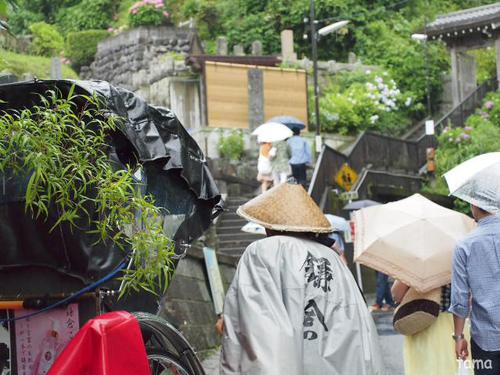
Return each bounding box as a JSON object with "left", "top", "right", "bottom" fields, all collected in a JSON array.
[
  {"left": 128, "top": 0, "right": 170, "bottom": 28},
  {"left": 424, "top": 92, "right": 500, "bottom": 210},
  {"left": 318, "top": 70, "right": 413, "bottom": 135}
]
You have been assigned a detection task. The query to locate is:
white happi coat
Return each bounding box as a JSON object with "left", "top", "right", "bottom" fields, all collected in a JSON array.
[{"left": 220, "top": 235, "right": 385, "bottom": 375}]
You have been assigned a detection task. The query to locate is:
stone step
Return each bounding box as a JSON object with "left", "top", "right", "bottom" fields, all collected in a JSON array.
[
  {"left": 225, "top": 198, "right": 249, "bottom": 206},
  {"left": 217, "top": 247, "right": 246, "bottom": 257},
  {"left": 218, "top": 217, "right": 248, "bottom": 227},
  {"left": 219, "top": 240, "right": 255, "bottom": 250},
  {"left": 219, "top": 211, "right": 240, "bottom": 220},
  {"left": 218, "top": 232, "right": 263, "bottom": 242},
  {"left": 217, "top": 225, "right": 261, "bottom": 235}
]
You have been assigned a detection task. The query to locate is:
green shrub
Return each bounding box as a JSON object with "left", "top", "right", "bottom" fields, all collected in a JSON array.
[
  {"left": 56, "top": 0, "right": 116, "bottom": 34},
  {"left": 29, "top": 22, "right": 64, "bottom": 56},
  {"left": 219, "top": 131, "right": 244, "bottom": 160},
  {"left": 66, "top": 30, "right": 110, "bottom": 69},
  {"left": 424, "top": 91, "right": 500, "bottom": 211},
  {"left": 128, "top": 0, "right": 171, "bottom": 28},
  {"left": 317, "top": 71, "right": 412, "bottom": 135},
  {"left": 0, "top": 50, "right": 78, "bottom": 79},
  {"left": 354, "top": 17, "right": 449, "bottom": 119}
]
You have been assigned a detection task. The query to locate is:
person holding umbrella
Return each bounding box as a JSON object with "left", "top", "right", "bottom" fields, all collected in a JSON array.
[
  {"left": 444, "top": 153, "right": 500, "bottom": 374},
  {"left": 353, "top": 194, "right": 476, "bottom": 375},
  {"left": 252, "top": 122, "right": 293, "bottom": 193},
  {"left": 287, "top": 128, "right": 312, "bottom": 186},
  {"left": 269, "top": 116, "right": 312, "bottom": 186}
]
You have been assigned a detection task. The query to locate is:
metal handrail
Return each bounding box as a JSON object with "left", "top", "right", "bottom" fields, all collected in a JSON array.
[
  {"left": 416, "top": 77, "right": 497, "bottom": 142},
  {"left": 309, "top": 77, "right": 497, "bottom": 205}
]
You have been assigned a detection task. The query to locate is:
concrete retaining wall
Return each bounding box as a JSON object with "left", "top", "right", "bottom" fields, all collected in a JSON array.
[{"left": 160, "top": 245, "right": 238, "bottom": 353}]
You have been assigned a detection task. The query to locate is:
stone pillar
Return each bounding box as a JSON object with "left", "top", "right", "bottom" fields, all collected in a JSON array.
[
  {"left": 496, "top": 38, "right": 500, "bottom": 89},
  {"left": 450, "top": 47, "right": 461, "bottom": 107},
  {"left": 233, "top": 44, "right": 245, "bottom": 56},
  {"left": 327, "top": 60, "right": 337, "bottom": 73},
  {"left": 247, "top": 69, "right": 264, "bottom": 130},
  {"left": 51, "top": 57, "right": 62, "bottom": 79},
  {"left": 348, "top": 52, "right": 357, "bottom": 64},
  {"left": 216, "top": 36, "right": 228, "bottom": 55},
  {"left": 251, "top": 40, "right": 263, "bottom": 56},
  {"left": 281, "top": 29, "right": 297, "bottom": 62}
]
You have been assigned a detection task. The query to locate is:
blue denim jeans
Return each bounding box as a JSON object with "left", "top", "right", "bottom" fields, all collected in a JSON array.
[{"left": 375, "top": 271, "right": 394, "bottom": 306}]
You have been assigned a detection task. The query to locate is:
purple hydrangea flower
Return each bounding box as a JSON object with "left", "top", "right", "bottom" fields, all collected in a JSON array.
[{"left": 485, "top": 101, "right": 494, "bottom": 110}]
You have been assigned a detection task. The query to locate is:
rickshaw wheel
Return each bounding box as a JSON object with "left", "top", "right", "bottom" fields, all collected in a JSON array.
[
  {"left": 147, "top": 348, "right": 190, "bottom": 375},
  {"left": 133, "top": 312, "right": 205, "bottom": 375}
]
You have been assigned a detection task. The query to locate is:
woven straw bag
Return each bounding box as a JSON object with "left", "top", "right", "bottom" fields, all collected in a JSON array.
[{"left": 393, "top": 287, "right": 441, "bottom": 336}]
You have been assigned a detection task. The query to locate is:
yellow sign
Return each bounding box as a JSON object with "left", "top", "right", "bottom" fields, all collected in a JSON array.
[{"left": 335, "top": 163, "right": 358, "bottom": 191}]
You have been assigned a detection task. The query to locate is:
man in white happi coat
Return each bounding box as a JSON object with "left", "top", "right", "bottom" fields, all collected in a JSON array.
[{"left": 220, "top": 183, "right": 385, "bottom": 375}]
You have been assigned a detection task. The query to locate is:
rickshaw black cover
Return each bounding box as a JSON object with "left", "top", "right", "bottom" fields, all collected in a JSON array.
[{"left": 0, "top": 79, "right": 221, "bottom": 286}]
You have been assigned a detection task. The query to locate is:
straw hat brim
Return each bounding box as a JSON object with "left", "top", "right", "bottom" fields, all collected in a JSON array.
[
  {"left": 237, "top": 207, "right": 332, "bottom": 233},
  {"left": 236, "top": 183, "right": 333, "bottom": 233}
]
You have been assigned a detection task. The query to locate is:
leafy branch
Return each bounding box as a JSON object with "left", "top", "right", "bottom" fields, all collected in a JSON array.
[{"left": 0, "top": 88, "right": 175, "bottom": 296}]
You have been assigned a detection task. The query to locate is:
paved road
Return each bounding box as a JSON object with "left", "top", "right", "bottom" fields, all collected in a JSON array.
[{"left": 201, "top": 310, "right": 405, "bottom": 374}]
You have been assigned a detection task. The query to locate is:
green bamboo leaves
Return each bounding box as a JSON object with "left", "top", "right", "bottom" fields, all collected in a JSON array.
[{"left": 0, "top": 88, "right": 175, "bottom": 296}]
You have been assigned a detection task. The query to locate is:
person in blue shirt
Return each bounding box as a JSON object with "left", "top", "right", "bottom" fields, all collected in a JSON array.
[
  {"left": 287, "top": 129, "right": 312, "bottom": 186},
  {"left": 450, "top": 204, "right": 500, "bottom": 375}
]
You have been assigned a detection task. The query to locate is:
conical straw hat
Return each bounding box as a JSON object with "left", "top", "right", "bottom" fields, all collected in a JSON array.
[{"left": 237, "top": 183, "right": 333, "bottom": 233}]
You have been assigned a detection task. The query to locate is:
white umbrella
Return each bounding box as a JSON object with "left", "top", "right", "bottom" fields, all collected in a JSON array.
[
  {"left": 252, "top": 122, "right": 293, "bottom": 143},
  {"left": 444, "top": 152, "right": 500, "bottom": 213},
  {"left": 241, "top": 222, "right": 266, "bottom": 235},
  {"left": 353, "top": 194, "right": 475, "bottom": 293}
]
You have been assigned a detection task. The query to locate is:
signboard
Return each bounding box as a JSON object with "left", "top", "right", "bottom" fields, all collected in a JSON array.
[
  {"left": 14, "top": 304, "right": 79, "bottom": 375},
  {"left": 203, "top": 247, "right": 226, "bottom": 315},
  {"left": 425, "top": 120, "right": 435, "bottom": 135},
  {"left": 340, "top": 191, "right": 359, "bottom": 202},
  {"left": 335, "top": 164, "right": 358, "bottom": 191}
]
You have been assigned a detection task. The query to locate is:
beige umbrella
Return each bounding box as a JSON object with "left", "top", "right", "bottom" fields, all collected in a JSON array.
[{"left": 353, "top": 194, "right": 475, "bottom": 293}]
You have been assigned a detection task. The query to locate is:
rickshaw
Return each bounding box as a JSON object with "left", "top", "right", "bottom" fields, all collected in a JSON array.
[{"left": 0, "top": 79, "right": 222, "bottom": 375}]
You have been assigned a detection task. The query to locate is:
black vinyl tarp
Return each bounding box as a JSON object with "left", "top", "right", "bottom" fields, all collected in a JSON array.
[{"left": 0, "top": 79, "right": 221, "bottom": 285}]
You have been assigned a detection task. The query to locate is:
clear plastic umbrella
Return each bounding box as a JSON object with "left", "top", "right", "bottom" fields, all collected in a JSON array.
[
  {"left": 444, "top": 152, "right": 500, "bottom": 213},
  {"left": 252, "top": 122, "right": 293, "bottom": 143}
]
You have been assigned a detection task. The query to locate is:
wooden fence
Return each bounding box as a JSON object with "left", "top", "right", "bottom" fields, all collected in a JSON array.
[{"left": 204, "top": 61, "right": 308, "bottom": 129}]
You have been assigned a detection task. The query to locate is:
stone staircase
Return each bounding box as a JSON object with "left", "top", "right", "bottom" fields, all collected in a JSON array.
[{"left": 215, "top": 195, "right": 265, "bottom": 258}]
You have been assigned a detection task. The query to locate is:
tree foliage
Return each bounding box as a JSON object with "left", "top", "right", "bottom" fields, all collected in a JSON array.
[
  {"left": 56, "top": 0, "right": 117, "bottom": 34},
  {"left": 29, "top": 21, "right": 64, "bottom": 56}
]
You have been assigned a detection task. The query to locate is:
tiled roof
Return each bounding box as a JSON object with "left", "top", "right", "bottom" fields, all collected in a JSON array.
[{"left": 426, "top": 2, "right": 500, "bottom": 34}]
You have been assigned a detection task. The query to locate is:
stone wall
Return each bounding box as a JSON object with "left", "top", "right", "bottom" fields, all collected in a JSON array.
[
  {"left": 82, "top": 26, "right": 203, "bottom": 128},
  {"left": 161, "top": 244, "right": 238, "bottom": 354}
]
